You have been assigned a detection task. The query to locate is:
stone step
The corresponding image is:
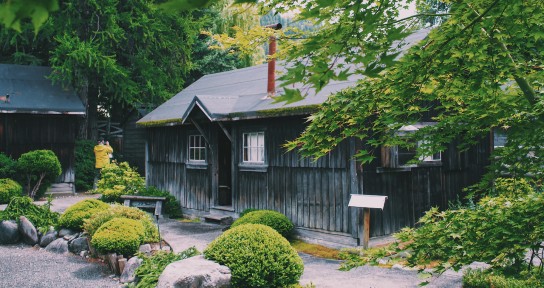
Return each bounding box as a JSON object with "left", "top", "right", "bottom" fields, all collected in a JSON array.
[
  {"left": 46, "top": 183, "right": 75, "bottom": 198},
  {"left": 203, "top": 214, "right": 233, "bottom": 225},
  {"left": 44, "top": 191, "right": 75, "bottom": 198}
]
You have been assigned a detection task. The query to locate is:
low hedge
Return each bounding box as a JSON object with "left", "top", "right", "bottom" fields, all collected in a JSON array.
[
  {"left": 463, "top": 269, "right": 544, "bottom": 288},
  {"left": 204, "top": 224, "right": 304, "bottom": 288},
  {"left": 84, "top": 204, "right": 159, "bottom": 243},
  {"left": 136, "top": 186, "right": 182, "bottom": 218},
  {"left": 91, "top": 217, "right": 145, "bottom": 256},
  {"left": 58, "top": 199, "right": 110, "bottom": 230},
  {"left": 0, "top": 178, "right": 22, "bottom": 204},
  {"left": 231, "top": 210, "right": 294, "bottom": 238}
]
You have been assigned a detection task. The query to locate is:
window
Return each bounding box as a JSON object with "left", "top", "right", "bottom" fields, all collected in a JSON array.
[
  {"left": 493, "top": 128, "right": 507, "bottom": 148},
  {"left": 188, "top": 135, "right": 206, "bottom": 162},
  {"left": 381, "top": 123, "right": 441, "bottom": 168},
  {"left": 243, "top": 132, "right": 265, "bottom": 163}
]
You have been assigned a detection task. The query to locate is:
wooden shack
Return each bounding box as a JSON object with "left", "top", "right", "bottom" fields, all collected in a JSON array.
[
  {"left": 137, "top": 30, "right": 491, "bottom": 246},
  {"left": 0, "top": 64, "right": 85, "bottom": 184}
]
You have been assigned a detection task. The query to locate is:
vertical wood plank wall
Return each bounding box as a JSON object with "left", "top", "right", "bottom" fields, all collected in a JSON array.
[{"left": 0, "top": 114, "right": 80, "bottom": 183}]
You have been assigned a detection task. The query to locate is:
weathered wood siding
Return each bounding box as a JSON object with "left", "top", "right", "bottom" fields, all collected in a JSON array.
[
  {"left": 146, "top": 125, "right": 212, "bottom": 212},
  {"left": 0, "top": 114, "right": 80, "bottom": 183},
  {"left": 232, "top": 117, "right": 356, "bottom": 235},
  {"left": 360, "top": 137, "right": 490, "bottom": 237},
  {"left": 122, "top": 111, "right": 146, "bottom": 174}
]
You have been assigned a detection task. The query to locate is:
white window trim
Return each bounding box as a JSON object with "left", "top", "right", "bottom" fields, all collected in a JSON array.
[
  {"left": 188, "top": 134, "right": 207, "bottom": 163},
  {"left": 242, "top": 131, "right": 265, "bottom": 164}
]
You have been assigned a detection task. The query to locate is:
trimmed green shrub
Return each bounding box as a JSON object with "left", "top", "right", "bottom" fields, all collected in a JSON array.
[
  {"left": 239, "top": 208, "right": 259, "bottom": 218},
  {"left": 204, "top": 224, "right": 304, "bottom": 288},
  {"left": 137, "top": 186, "right": 182, "bottom": 218},
  {"left": 58, "top": 199, "right": 110, "bottom": 230},
  {"left": 134, "top": 247, "right": 200, "bottom": 288},
  {"left": 0, "top": 178, "right": 22, "bottom": 204},
  {"left": 74, "top": 140, "right": 96, "bottom": 192},
  {"left": 0, "top": 153, "right": 17, "bottom": 179},
  {"left": 0, "top": 196, "right": 59, "bottom": 232},
  {"left": 17, "top": 150, "right": 62, "bottom": 199},
  {"left": 231, "top": 210, "right": 294, "bottom": 238},
  {"left": 463, "top": 269, "right": 544, "bottom": 288},
  {"left": 84, "top": 204, "right": 159, "bottom": 243},
  {"left": 97, "top": 162, "right": 145, "bottom": 203},
  {"left": 91, "top": 217, "right": 145, "bottom": 256}
]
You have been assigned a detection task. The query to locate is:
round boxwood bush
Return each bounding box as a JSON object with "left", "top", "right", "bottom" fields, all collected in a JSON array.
[
  {"left": 58, "top": 199, "right": 110, "bottom": 230},
  {"left": 17, "top": 149, "right": 62, "bottom": 199},
  {"left": 84, "top": 204, "right": 159, "bottom": 243},
  {"left": 204, "top": 224, "right": 304, "bottom": 288},
  {"left": 0, "top": 178, "right": 22, "bottom": 204},
  {"left": 231, "top": 210, "right": 294, "bottom": 238},
  {"left": 91, "top": 217, "right": 145, "bottom": 256}
]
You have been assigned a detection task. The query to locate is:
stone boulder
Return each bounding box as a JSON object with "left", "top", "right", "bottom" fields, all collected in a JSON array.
[
  {"left": 69, "top": 236, "right": 89, "bottom": 254},
  {"left": 0, "top": 220, "right": 20, "bottom": 244},
  {"left": 39, "top": 230, "right": 58, "bottom": 247},
  {"left": 45, "top": 238, "right": 69, "bottom": 254},
  {"left": 18, "top": 216, "right": 38, "bottom": 245},
  {"left": 120, "top": 256, "right": 143, "bottom": 284},
  {"left": 157, "top": 255, "right": 231, "bottom": 288},
  {"left": 58, "top": 228, "right": 78, "bottom": 238}
]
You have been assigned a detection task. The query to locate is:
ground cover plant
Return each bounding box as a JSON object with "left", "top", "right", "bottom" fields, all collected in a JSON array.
[
  {"left": 0, "top": 178, "right": 22, "bottom": 204},
  {"left": 205, "top": 223, "right": 304, "bottom": 288},
  {"left": 463, "top": 268, "right": 544, "bottom": 288},
  {"left": 96, "top": 162, "right": 145, "bottom": 203},
  {"left": 136, "top": 186, "right": 182, "bottom": 218},
  {"left": 290, "top": 239, "right": 341, "bottom": 260},
  {"left": 0, "top": 196, "right": 59, "bottom": 232},
  {"left": 58, "top": 198, "right": 110, "bottom": 230},
  {"left": 230, "top": 209, "right": 294, "bottom": 238},
  {"left": 0, "top": 153, "right": 16, "bottom": 179},
  {"left": 133, "top": 247, "right": 199, "bottom": 288}
]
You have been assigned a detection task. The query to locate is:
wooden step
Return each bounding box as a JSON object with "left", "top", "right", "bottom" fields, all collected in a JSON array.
[
  {"left": 45, "top": 183, "right": 75, "bottom": 198},
  {"left": 203, "top": 214, "right": 233, "bottom": 225}
]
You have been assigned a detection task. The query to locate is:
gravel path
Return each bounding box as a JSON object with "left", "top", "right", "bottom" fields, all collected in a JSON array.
[{"left": 0, "top": 244, "right": 120, "bottom": 288}]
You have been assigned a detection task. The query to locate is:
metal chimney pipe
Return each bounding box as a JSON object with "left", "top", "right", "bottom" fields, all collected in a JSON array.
[{"left": 265, "top": 23, "right": 282, "bottom": 97}]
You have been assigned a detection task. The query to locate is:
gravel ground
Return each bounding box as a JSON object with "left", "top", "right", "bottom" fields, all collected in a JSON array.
[{"left": 0, "top": 244, "right": 120, "bottom": 288}]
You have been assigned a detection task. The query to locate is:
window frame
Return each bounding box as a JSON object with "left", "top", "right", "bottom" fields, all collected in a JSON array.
[
  {"left": 239, "top": 130, "right": 268, "bottom": 172},
  {"left": 242, "top": 131, "right": 265, "bottom": 164},
  {"left": 187, "top": 134, "right": 207, "bottom": 166}
]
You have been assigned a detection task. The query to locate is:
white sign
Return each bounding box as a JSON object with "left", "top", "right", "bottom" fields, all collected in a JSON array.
[{"left": 348, "top": 194, "right": 388, "bottom": 209}]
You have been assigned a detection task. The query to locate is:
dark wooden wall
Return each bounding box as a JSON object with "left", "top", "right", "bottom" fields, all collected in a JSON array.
[
  {"left": 122, "top": 111, "right": 147, "bottom": 174},
  {"left": 232, "top": 117, "right": 357, "bottom": 236},
  {"left": 360, "top": 137, "right": 490, "bottom": 237},
  {"left": 0, "top": 114, "right": 81, "bottom": 183}
]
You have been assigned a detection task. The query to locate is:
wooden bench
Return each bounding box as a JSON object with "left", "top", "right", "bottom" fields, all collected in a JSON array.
[{"left": 120, "top": 195, "right": 166, "bottom": 216}]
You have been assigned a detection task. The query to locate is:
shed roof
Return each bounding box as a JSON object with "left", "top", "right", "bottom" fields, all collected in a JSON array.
[
  {"left": 0, "top": 64, "right": 85, "bottom": 115},
  {"left": 138, "top": 29, "right": 429, "bottom": 127}
]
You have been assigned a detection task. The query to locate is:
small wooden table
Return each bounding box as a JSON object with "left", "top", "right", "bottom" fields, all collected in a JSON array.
[{"left": 120, "top": 195, "right": 166, "bottom": 216}]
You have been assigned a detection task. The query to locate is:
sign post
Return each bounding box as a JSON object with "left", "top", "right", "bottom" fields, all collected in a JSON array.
[{"left": 348, "top": 194, "right": 388, "bottom": 249}]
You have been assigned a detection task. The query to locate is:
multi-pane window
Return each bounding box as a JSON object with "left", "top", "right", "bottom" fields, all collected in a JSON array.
[
  {"left": 243, "top": 132, "right": 265, "bottom": 163},
  {"left": 188, "top": 135, "right": 206, "bottom": 162}
]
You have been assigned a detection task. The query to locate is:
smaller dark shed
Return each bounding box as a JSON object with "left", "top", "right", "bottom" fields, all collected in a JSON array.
[{"left": 0, "top": 63, "right": 85, "bottom": 184}]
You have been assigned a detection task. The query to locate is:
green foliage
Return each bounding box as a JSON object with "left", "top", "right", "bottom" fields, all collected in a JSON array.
[
  {"left": 91, "top": 217, "right": 145, "bottom": 256},
  {"left": 74, "top": 140, "right": 96, "bottom": 192},
  {"left": 134, "top": 247, "right": 200, "bottom": 288},
  {"left": 0, "top": 196, "right": 59, "bottom": 231},
  {"left": 84, "top": 204, "right": 159, "bottom": 243},
  {"left": 338, "top": 242, "right": 400, "bottom": 271},
  {"left": 231, "top": 209, "right": 294, "bottom": 238},
  {"left": 0, "top": 178, "right": 22, "bottom": 204},
  {"left": 0, "top": 0, "right": 58, "bottom": 33},
  {"left": 239, "top": 208, "right": 259, "bottom": 218},
  {"left": 463, "top": 269, "right": 544, "bottom": 288},
  {"left": 204, "top": 224, "right": 304, "bottom": 288},
  {"left": 396, "top": 178, "right": 544, "bottom": 276},
  {"left": 17, "top": 150, "right": 61, "bottom": 199},
  {"left": 136, "top": 186, "right": 182, "bottom": 218},
  {"left": 97, "top": 162, "right": 145, "bottom": 203},
  {"left": 0, "top": 153, "right": 17, "bottom": 179},
  {"left": 58, "top": 199, "right": 110, "bottom": 230}
]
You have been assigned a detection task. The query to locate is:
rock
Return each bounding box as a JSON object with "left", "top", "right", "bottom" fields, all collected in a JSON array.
[
  {"left": 377, "top": 257, "right": 390, "bottom": 265},
  {"left": 39, "top": 230, "right": 58, "bottom": 247},
  {"left": 69, "top": 236, "right": 88, "bottom": 254},
  {"left": 138, "top": 244, "right": 152, "bottom": 255},
  {"left": 0, "top": 220, "right": 20, "bottom": 244},
  {"left": 64, "top": 233, "right": 79, "bottom": 242},
  {"left": 58, "top": 228, "right": 78, "bottom": 238},
  {"left": 392, "top": 264, "right": 404, "bottom": 270},
  {"left": 157, "top": 255, "right": 231, "bottom": 288},
  {"left": 18, "top": 216, "right": 38, "bottom": 245},
  {"left": 80, "top": 250, "right": 89, "bottom": 258},
  {"left": 120, "top": 257, "right": 143, "bottom": 284},
  {"left": 45, "top": 238, "right": 69, "bottom": 254}
]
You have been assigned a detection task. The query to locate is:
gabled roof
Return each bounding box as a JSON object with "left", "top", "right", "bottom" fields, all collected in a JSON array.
[
  {"left": 137, "top": 29, "right": 430, "bottom": 127},
  {"left": 0, "top": 64, "right": 85, "bottom": 115}
]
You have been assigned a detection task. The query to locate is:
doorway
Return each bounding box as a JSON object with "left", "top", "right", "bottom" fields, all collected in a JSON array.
[{"left": 217, "top": 130, "right": 232, "bottom": 206}]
